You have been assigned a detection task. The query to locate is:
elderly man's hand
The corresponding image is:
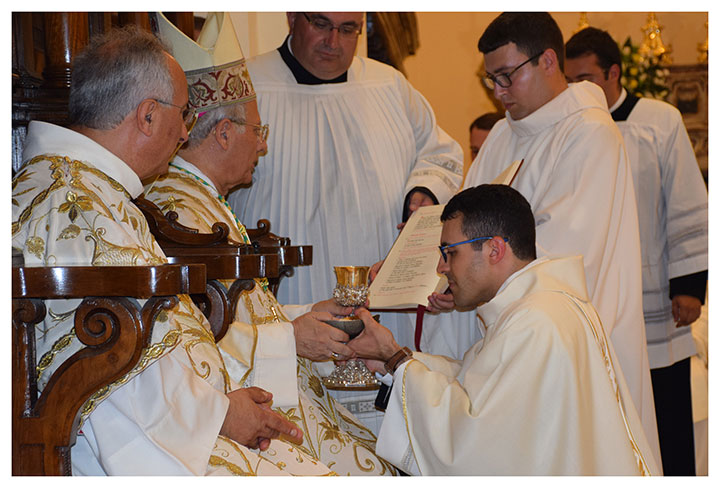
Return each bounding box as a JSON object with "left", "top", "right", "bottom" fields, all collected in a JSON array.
[
  {"left": 397, "top": 191, "right": 435, "bottom": 230},
  {"left": 292, "top": 311, "right": 356, "bottom": 361},
  {"left": 221, "top": 387, "right": 302, "bottom": 451},
  {"left": 311, "top": 298, "right": 353, "bottom": 316},
  {"left": 427, "top": 290, "right": 456, "bottom": 313},
  {"left": 672, "top": 295, "right": 702, "bottom": 327}
]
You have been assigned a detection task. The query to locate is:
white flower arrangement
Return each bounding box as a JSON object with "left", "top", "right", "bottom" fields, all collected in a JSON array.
[{"left": 619, "top": 37, "right": 670, "bottom": 100}]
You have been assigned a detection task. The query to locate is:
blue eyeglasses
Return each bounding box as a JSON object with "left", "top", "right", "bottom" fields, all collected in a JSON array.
[{"left": 438, "top": 237, "right": 508, "bottom": 262}]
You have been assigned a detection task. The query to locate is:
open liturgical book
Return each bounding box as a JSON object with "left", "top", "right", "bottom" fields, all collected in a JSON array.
[{"left": 368, "top": 159, "right": 523, "bottom": 309}]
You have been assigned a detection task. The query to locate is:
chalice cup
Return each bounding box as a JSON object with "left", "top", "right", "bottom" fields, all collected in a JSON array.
[{"left": 321, "top": 266, "right": 380, "bottom": 390}]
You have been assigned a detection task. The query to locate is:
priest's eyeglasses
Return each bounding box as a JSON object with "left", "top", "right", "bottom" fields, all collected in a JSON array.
[
  {"left": 234, "top": 121, "right": 270, "bottom": 142},
  {"left": 482, "top": 52, "right": 543, "bottom": 90},
  {"left": 438, "top": 237, "right": 508, "bottom": 262},
  {"left": 153, "top": 98, "right": 198, "bottom": 132},
  {"left": 302, "top": 13, "right": 363, "bottom": 39}
]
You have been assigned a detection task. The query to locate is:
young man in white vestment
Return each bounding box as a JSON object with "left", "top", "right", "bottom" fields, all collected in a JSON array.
[
  {"left": 11, "top": 26, "right": 338, "bottom": 476},
  {"left": 226, "top": 12, "right": 465, "bottom": 433},
  {"left": 425, "top": 12, "right": 661, "bottom": 466},
  {"left": 348, "top": 184, "right": 660, "bottom": 475},
  {"left": 565, "top": 27, "right": 708, "bottom": 476},
  {"left": 146, "top": 13, "right": 396, "bottom": 475}
]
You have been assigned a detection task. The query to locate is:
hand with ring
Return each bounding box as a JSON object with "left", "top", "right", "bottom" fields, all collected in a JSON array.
[{"left": 292, "top": 311, "right": 356, "bottom": 362}]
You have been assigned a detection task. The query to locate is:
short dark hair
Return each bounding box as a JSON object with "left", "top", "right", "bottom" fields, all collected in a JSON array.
[
  {"left": 441, "top": 184, "right": 537, "bottom": 261},
  {"left": 565, "top": 27, "right": 622, "bottom": 86},
  {"left": 69, "top": 25, "right": 173, "bottom": 129},
  {"left": 470, "top": 112, "right": 504, "bottom": 132},
  {"left": 478, "top": 12, "right": 565, "bottom": 71}
]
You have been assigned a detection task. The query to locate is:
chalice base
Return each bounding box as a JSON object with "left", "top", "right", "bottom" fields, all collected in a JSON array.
[{"left": 322, "top": 359, "right": 380, "bottom": 390}]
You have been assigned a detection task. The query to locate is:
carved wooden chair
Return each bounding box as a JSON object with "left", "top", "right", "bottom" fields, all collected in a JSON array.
[
  {"left": 134, "top": 196, "right": 287, "bottom": 342},
  {"left": 12, "top": 253, "right": 206, "bottom": 475}
]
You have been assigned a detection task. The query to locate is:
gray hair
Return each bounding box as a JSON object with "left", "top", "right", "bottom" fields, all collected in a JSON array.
[
  {"left": 184, "top": 102, "right": 247, "bottom": 149},
  {"left": 69, "top": 25, "right": 174, "bottom": 129}
]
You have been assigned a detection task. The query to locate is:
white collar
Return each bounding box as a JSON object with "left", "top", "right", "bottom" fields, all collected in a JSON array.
[
  {"left": 505, "top": 81, "right": 607, "bottom": 137},
  {"left": 609, "top": 88, "right": 627, "bottom": 113},
  {"left": 22, "top": 121, "right": 144, "bottom": 198}
]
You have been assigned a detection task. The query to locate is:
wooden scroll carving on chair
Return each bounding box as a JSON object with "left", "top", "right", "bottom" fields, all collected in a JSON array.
[{"left": 11, "top": 256, "right": 205, "bottom": 475}]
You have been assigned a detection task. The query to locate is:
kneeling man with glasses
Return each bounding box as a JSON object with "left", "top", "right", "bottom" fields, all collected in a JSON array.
[{"left": 348, "top": 184, "right": 660, "bottom": 476}]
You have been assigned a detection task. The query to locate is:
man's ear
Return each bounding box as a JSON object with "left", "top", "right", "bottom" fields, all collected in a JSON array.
[
  {"left": 539, "top": 48, "right": 560, "bottom": 75},
  {"left": 486, "top": 236, "right": 507, "bottom": 265},
  {"left": 136, "top": 98, "right": 157, "bottom": 137},
  {"left": 287, "top": 12, "right": 298, "bottom": 33},
  {"left": 607, "top": 63, "right": 621, "bottom": 84},
  {"left": 214, "top": 118, "right": 234, "bottom": 150}
]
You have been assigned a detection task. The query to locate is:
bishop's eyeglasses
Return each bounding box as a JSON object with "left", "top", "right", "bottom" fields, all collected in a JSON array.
[
  {"left": 301, "top": 12, "right": 363, "bottom": 39},
  {"left": 234, "top": 121, "right": 270, "bottom": 143},
  {"left": 482, "top": 51, "right": 543, "bottom": 90},
  {"left": 439, "top": 237, "right": 508, "bottom": 262}
]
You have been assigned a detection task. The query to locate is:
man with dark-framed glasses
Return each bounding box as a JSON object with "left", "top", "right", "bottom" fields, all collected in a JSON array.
[
  {"left": 227, "top": 12, "right": 464, "bottom": 434},
  {"left": 423, "top": 11, "right": 662, "bottom": 469},
  {"left": 346, "top": 184, "right": 660, "bottom": 475}
]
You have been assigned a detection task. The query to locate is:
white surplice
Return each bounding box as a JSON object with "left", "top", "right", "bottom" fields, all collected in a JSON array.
[
  {"left": 145, "top": 158, "right": 397, "bottom": 475},
  {"left": 227, "top": 47, "right": 465, "bottom": 432},
  {"left": 13, "top": 121, "right": 334, "bottom": 476},
  {"left": 461, "top": 81, "right": 660, "bottom": 464},
  {"left": 610, "top": 89, "right": 708, "bottom": 369},
  {"left": 376, "top": 256, "right": 660, "bottom": 476}
]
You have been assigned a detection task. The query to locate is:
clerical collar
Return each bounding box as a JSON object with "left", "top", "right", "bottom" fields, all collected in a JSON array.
[
  {"left": 609, "top": 88, "right": 627, "bottom": 113},
  {"left": 278, "top": 35, "right": 348, "bottom": 85}
]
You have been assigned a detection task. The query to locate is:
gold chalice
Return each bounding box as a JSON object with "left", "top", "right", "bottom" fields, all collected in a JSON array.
[{"left": 321, "top": 266, "right": 380, "bottom": 390}]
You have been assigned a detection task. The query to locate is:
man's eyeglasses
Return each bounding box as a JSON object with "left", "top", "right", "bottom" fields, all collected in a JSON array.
[
  {"left": 482, "top": 52, "right": 543, "bottom": 90},
  {"left": 233, "top": 121, "right": 270, "bottom": 142},
  {"left": 438, "top": 236, "right": 508, "bottom": 262},
  {"left": 302, "top": 12, "right": 362, "bottom": 39},
  {"left": 153, "top": 98, "right": 198, "bottom": 132}
]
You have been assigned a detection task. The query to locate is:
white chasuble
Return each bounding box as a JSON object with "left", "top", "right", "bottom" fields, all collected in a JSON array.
[
  {"left": 13, "top": 121, "right": 333, "bottom": 476},
  {"left": 462, "top": 82, "right": 660, "bottom": 463},
  {"left": 227, "top": 50, "right": 465, "bottom": 354},
  {"left": 377, "top": 257, "right": 661, "bottom": 476},
  {"left": 145, "top": 158, "right": 397, "bottom": 475}
]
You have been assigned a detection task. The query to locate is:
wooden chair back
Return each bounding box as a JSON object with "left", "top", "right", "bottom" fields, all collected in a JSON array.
[{"left": 12, "top": 256, "right": 206, "bottom": 475}]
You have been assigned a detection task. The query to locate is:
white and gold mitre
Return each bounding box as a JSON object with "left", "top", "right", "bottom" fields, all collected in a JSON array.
[{"left": 155, "top": 12, "right": 255, "bottom": 112}]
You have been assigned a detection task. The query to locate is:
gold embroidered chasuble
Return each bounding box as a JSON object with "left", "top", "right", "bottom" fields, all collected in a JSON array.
[
  {"left": 145, "top": 158, "right": 397, "bottom": 475},
  {"left": 12, "top": 121, "right": 334, "bottom": 476}
]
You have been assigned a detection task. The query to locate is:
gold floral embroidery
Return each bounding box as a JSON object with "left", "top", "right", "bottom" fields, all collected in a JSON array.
[
  {"left": 36, "top": 330, "right": 76, "bottom": 380},
  {"left": 58, "top": 190, "right": 94, "bottom": 222},
  {"left": 25, "top": 236, "right": 45, "bottom": 260},
  {"left": 56, "top": 223, "right": 81, "bottom": 241},
  {"left": 308, "top": 374, "right": 325, "bottom": 398},
  {"left": 208, "top": 455, "right": 256, "bottom": 476}
]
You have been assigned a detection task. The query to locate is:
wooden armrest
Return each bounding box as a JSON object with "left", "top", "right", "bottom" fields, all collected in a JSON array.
[{"left": 12, "top": 264, "right": 206, "bottom": 299}]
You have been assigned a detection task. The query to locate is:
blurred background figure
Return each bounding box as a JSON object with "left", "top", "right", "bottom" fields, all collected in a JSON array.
[{"left": 469, "top": 111, "right": 504, "bottom": 161}]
